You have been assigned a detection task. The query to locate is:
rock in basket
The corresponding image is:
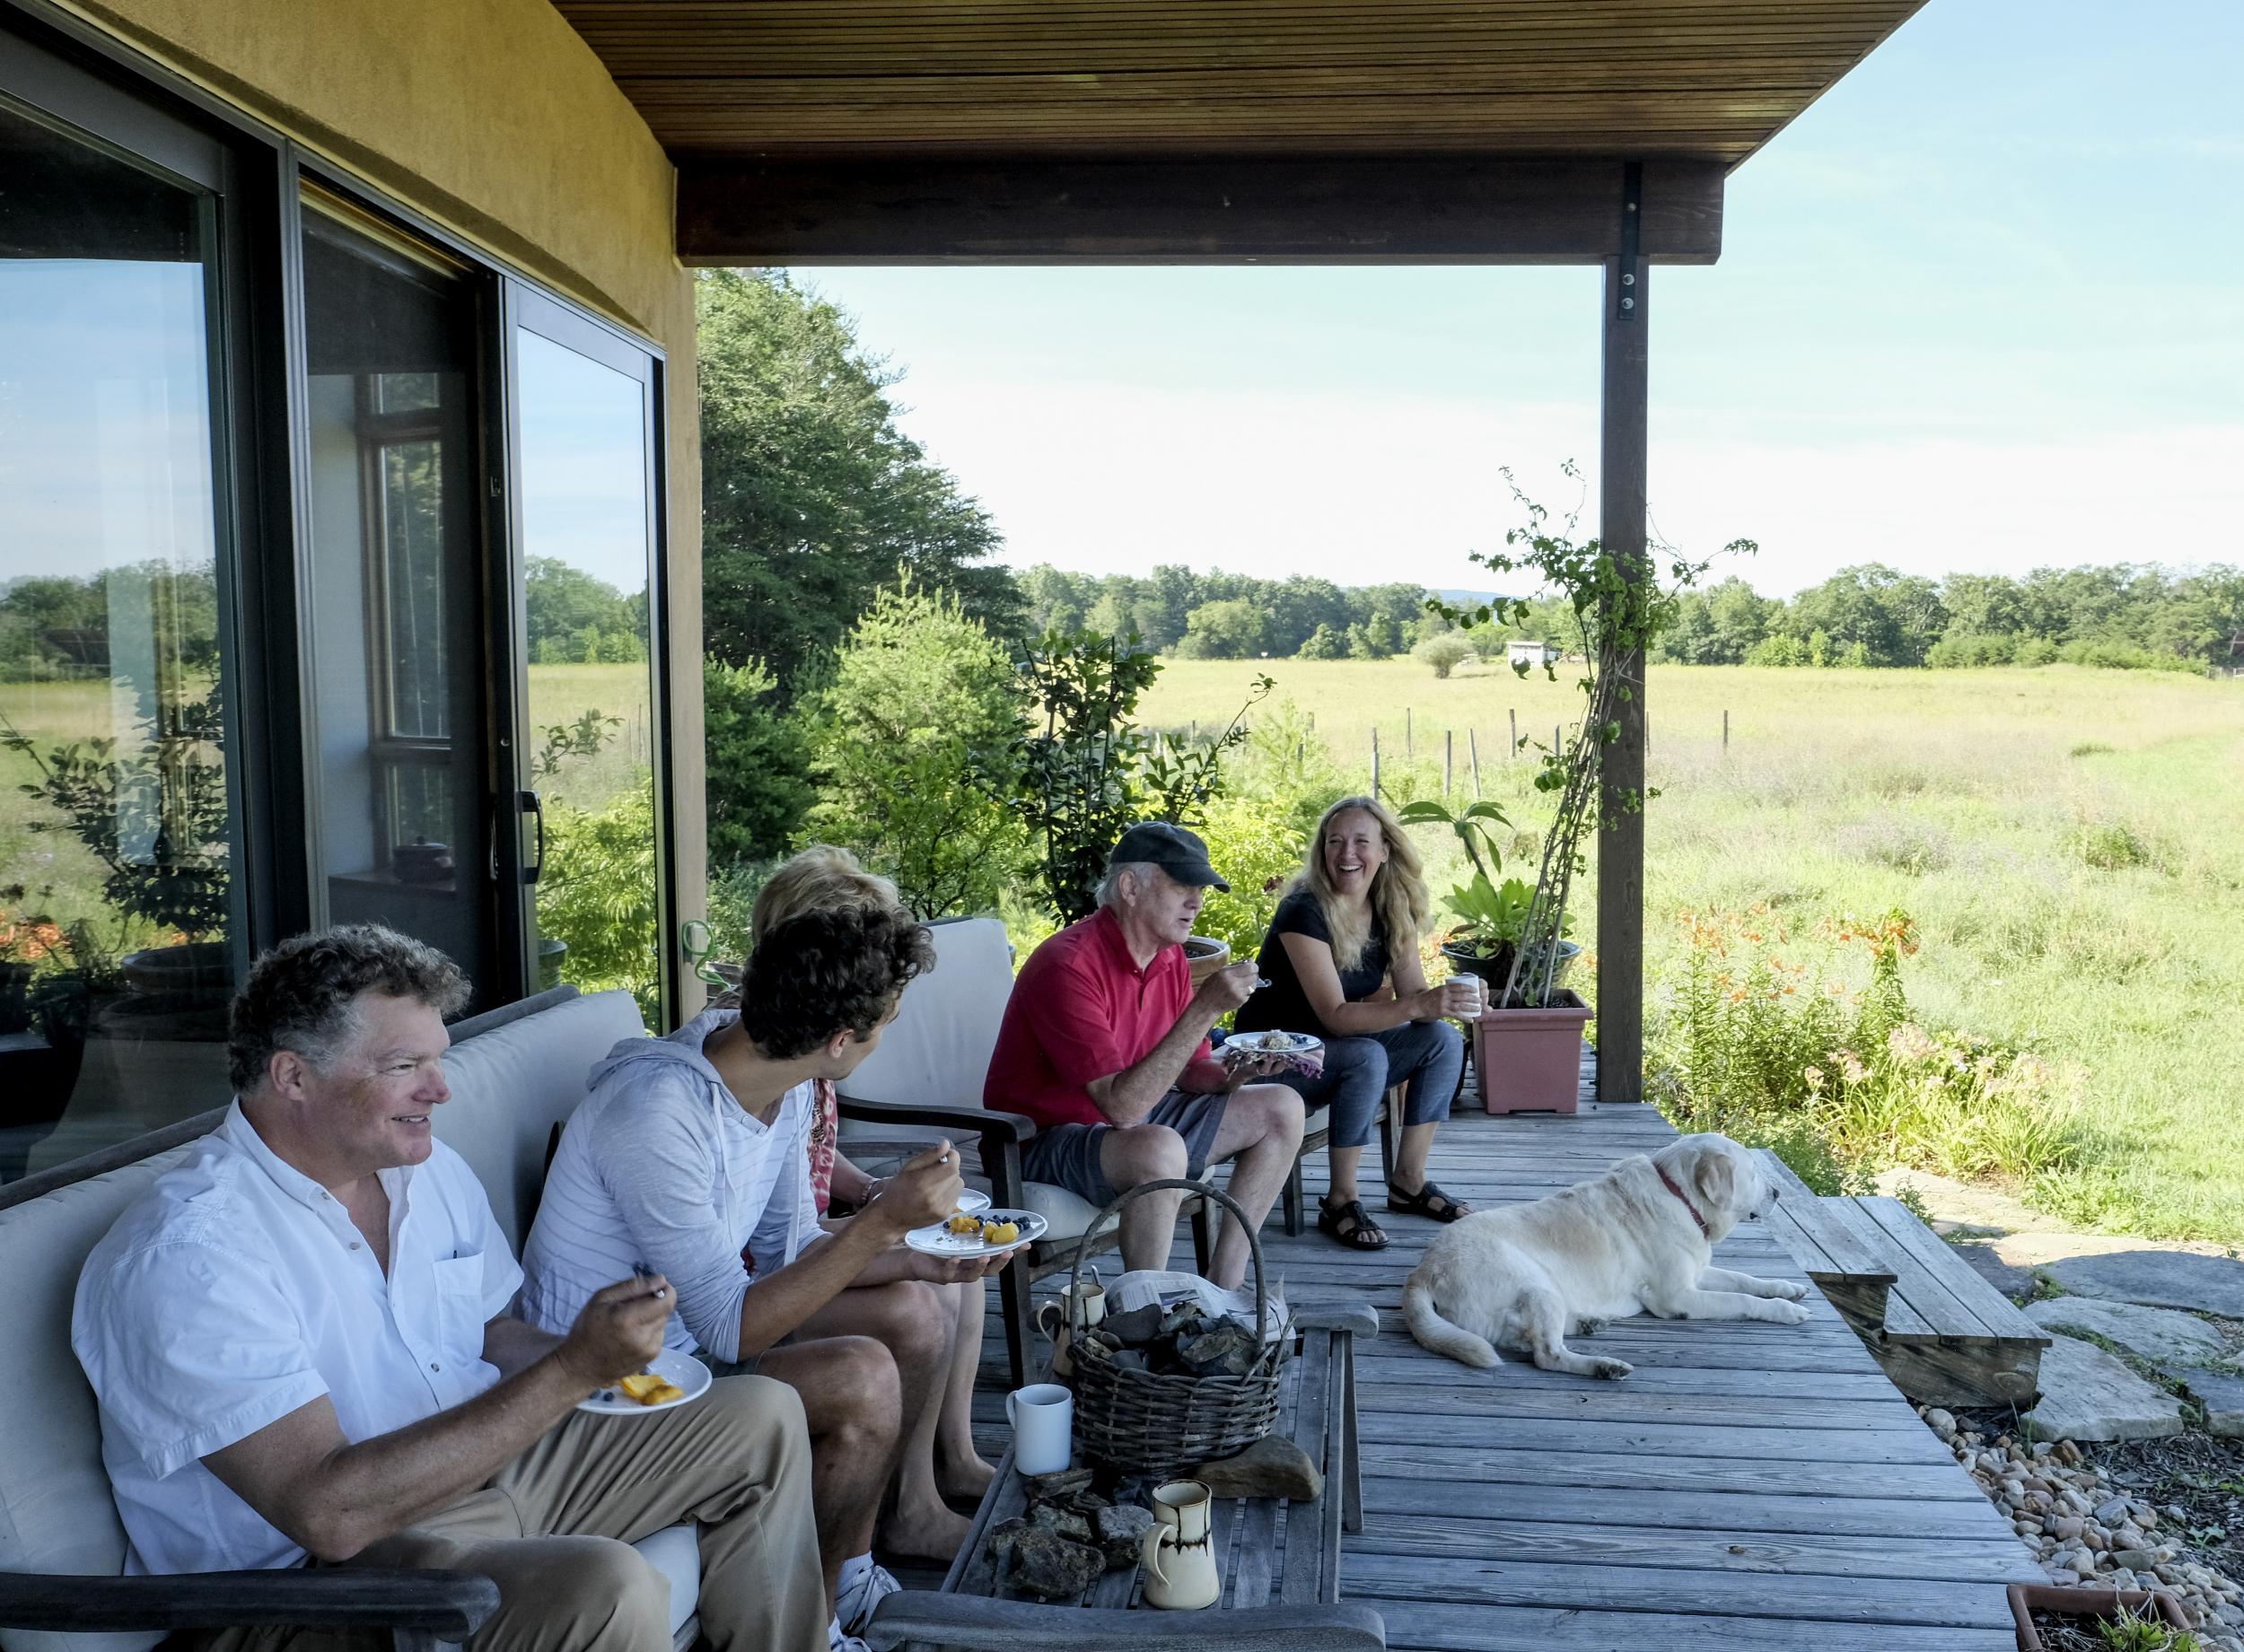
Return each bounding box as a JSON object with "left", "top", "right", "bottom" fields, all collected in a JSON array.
[{"left": 1064, "top": 1177, "right": 1288, "bottom": 1480}]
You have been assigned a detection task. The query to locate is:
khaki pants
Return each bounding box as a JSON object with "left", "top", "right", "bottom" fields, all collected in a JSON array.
[{"left": 196, "top": 1376, "right": 827, "bottom": 1652}]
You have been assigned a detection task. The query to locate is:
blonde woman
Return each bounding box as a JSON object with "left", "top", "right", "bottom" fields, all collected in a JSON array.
[
  {"left": 744, "top": 848, "right": 998, "bottom": 1549},
  {"left": 1232, "top": 796, "right": 1477, "bottom": 1250}
]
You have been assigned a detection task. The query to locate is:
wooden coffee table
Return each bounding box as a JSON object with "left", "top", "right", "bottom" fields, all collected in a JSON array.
[{"left": 863, "top": 1303, "right": 1384, "bottom": 1649}]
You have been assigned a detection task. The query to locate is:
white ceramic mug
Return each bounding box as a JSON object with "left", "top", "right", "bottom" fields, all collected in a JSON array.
[
  {"left": 1139, "top": 1479, "right": 1220, "bottom": 1610},
  {"left": 1005, "top": 1383, "right": 1073, "bottom": 1477}
]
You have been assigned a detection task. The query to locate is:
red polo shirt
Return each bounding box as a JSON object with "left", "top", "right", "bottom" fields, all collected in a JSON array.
[{"left": 984, "top": 906, "right": 1214, "bottom": 1130}]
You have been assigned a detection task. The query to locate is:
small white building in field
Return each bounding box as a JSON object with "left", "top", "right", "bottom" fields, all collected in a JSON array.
[{"left": 1508, "top": 640, "right": 1563, "bottom": 669}]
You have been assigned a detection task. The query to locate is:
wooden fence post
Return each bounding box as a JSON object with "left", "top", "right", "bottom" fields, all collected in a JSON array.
[
  {"left": 1509, "top": 708, "right": 1518, "bottom": 757},
  {"left": 1406, "top": 706, "right": 1414, "bottom": 758},
  {"left": 1722, "top": 708, "right": 1730, "bottom": 752},
  {"left": 1443, "top": 730, "right": 1453, "bottom": 796},
  {"left": 1371, "top": 727, "right": 1381, "bottom": 799},
  {"left": 1468, "top": 730, "right": 1482, "bottom": 798}
]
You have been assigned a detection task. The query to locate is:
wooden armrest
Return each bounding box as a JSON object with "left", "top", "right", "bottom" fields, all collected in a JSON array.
[
  {"left": 0, "top": 1568, "right": 499, "bottom": 1637},
  {"left": 864, "top": 1593, "right": 1385, "bottom": 1649},
  {"left": 832, "top": 1095, "right": 1037, "bottom": 1145},
  {"left": 1292, "top": 1302, "right": 1381, "bottom": 1341}
]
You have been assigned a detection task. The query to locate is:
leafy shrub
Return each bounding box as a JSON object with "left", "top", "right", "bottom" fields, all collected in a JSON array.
[
  {"left": 705, "top": 658, "right": 814, "bottom": 865},
  {"left": 537, "top": 782, "right": 662, "bottom": 1018},
  {"left": 1188, "top": 795, "right": 1307, "bottom": 964},
  {"left": 2068, "top": 741, "right": 2115, "bottom": 757},
  {"left": 1413, "top": 633, "right": 1473, "bottom": 678},
  {"left": 2068, "top": 820, "right": 2152, "bottom": 870},
  {"left": 808, "top": 576, "right": 1026, "bottom": 919},
  {"left": 1649, "top": 906, "right": 2083, "bottom": 1189}
]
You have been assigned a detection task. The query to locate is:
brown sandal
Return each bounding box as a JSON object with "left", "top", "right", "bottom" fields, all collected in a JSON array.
[{"left": 1317, "top": 1194, "right": 1389, "bottom": 1250}]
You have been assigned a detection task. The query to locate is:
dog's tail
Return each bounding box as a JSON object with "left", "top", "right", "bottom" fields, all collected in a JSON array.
[{"left": 1402, "top": 1265, "right": 1499, "bottom": 1368}]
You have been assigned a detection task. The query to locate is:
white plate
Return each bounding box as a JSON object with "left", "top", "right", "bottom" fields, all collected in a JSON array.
[
  {"left": 905, "top": 1208, "right": 1048, "bottom": 1259},
  {"left": 1223, "top": 1030, "right": 1324, "bottom": 1060},
  {"left": 952, "top": 1188, "right": 992, "bottom": 1216},
  {"left": 576, "top": 1348, "right": 713, "bottom": 1416}
]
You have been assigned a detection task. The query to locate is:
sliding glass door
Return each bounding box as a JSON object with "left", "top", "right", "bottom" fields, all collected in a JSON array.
[
  {"left": 0, "top": 79, "right": 241, "bottom": 1176},
  {"left": 509, "top": 291, "right": 667, "bottom": 1019}
]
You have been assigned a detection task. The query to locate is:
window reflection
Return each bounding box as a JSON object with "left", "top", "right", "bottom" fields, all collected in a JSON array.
[
  {"left": 0, "top": 97, "right": 234, "bottom": 1179},
  {"left": 515, "top": 328, "right": 659, "bottom": 1015}
]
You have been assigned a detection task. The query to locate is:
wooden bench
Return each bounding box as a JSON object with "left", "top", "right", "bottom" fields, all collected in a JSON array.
[
  {"left": 865, "top": 1304, "right": 1384, "bottom": 1650},
  {"left": 1764, "top": 1181, "right": 2048, "bottom": 1409}
]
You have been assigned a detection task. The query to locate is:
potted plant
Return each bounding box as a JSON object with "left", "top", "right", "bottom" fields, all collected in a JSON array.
[
  {"left": 1416, "top": 465, "right": 1738, "bottom": 1113},
  {"left": 1396, "top": 800, "right": 1579, "bottom": 999},
  {"left": 2005, "top": 1582, "right": 2197, "bottom": 1650},
  {"left": 2, "top": 678, "right": 232, "bottom": 1015}
]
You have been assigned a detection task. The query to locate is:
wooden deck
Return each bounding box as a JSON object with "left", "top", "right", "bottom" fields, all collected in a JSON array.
[{"left": 939, "top": 1082, "right": 2039, "bottom": 1649}]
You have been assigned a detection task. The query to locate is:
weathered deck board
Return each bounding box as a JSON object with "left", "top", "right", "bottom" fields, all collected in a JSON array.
[{"left": 931, "top": 1088, "right": 2038, "bottom": 1647}]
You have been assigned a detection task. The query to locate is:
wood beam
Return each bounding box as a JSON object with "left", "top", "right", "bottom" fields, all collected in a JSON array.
[
  {"left": 676, "top": 155, "right": 1722, "bottom": 265},
  {"left": 1596, "top": 237, "right": 1649, "bottom": 1104}
]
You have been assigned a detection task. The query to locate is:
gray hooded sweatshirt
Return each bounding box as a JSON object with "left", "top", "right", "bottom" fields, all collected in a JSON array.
[{"left": 518, "top": 1008, "right": 822, "bottom": 1362}]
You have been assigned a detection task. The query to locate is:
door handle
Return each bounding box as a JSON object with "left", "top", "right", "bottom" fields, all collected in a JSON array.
[{"left": 519, "top": 789, "right": 545, "bottom": 885}]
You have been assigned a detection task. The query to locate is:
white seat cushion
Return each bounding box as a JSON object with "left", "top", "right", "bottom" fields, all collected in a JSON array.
[
  {"left": 1017, "top": 1180, "right": 1118, "bottom": 1246},
  {"left": 632, "top": 1521, "right": 702, "bottom": 1645}
]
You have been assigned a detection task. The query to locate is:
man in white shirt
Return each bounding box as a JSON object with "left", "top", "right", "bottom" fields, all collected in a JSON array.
[
  {"left": 522, "top": 906, "right": 1010, "bottom": 1634},
  {"left": 73, "top": 925, "right": 829, "bottom": 1652}
]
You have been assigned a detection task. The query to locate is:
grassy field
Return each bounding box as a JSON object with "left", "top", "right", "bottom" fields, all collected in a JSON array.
[{"left": 1142, "top": 658, "right": 2244, "bottom": 1246}]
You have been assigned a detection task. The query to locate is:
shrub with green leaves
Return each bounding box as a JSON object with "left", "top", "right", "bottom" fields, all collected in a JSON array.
[
  {"left": 705, "top": 657, "right": 814, "bottom": 866},
  {"left": 1188, "top": 795, "right": 1307, "bottom": 963},
  {"left": 808, "top": 575, "right": 1026, "bottom": 918},
  {"left": 1650, "top": 906, "right": 2083, "bottom": 1189},
  {"left": 536, "top": 782, "right": 662, "bottom": 1019}
]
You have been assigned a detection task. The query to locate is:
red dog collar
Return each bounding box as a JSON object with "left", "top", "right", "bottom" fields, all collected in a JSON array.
[{"left": 1658, "top": 1167, "right": 1712, "bottom": 1237}]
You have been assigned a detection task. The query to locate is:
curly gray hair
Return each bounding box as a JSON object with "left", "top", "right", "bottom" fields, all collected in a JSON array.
[{"left": 228, "top": 925, "right": 469, "bottom": 1092}]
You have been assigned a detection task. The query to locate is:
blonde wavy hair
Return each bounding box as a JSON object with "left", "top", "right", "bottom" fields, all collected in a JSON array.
[
  {"left": 711, "top": 845, "right": 904, "bottom": 1008},
  {"left": 1288, "top": 795, "right": 1430, "bottom": 974}
]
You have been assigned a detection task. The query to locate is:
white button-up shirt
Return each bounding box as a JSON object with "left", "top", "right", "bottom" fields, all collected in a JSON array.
[{"left": 72, "top": 1103, "right": 523, "bottom": 1575}]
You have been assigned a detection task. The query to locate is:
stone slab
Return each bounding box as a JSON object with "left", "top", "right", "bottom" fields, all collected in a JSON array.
[
  {"left": 2187, "top": 1368, "right": 2244, "bottom": 1438},
  {"left": 2020, "top": 1333, "right": 2185, "bottom": 1443},
  {"left": 2042, "top": 1250, "right": 2244, "bottom": 1319},
  {"left": 1952, "top": 1242, "right": 2036, "bottom": 1301},
  {"left": 2023, "top": 1297, "right": 2227, "bottom": 1368}
]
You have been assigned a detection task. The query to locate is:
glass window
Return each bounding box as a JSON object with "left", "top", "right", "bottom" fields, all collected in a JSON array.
[
  {"left": 0, "top": 96, "right": 237, "bottom": 1179},
  {"left": 514, "top": 324, "right": 661, "bottom": 1017},
  {"left": 299, "top": 197, "right": 499, "bottom": 1002}
]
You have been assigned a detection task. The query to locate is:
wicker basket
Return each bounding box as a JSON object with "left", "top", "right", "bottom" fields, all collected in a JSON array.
[{"left": 1065, "top": 1177, "right": 1287, "bottom": 1478}]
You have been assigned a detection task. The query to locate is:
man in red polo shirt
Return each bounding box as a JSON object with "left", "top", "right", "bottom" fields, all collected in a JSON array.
[{"left": 984, "top": 823, "right": 1305, "bottom": 1287}]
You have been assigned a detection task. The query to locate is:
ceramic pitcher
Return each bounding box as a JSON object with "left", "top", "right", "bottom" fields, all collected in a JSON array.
[
  {"left": 1139, "top": 1479, "right": 1220, "bottom": 1610},
  {"left": 1031, "top": 1275, "right": 1104, "bottom": 1377}
]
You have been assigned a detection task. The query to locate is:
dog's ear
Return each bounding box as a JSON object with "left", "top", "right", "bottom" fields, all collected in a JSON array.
[{"left": 1693, "top": 1144, "right": 1738, "bottom": 1216}]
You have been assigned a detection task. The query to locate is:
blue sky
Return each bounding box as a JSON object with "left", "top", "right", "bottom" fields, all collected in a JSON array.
[{"left": 788, "top": 1, "right": 2244, "bottom": 599}]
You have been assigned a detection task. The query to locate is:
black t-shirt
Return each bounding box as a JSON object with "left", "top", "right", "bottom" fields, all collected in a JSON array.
[{"left": 1234, "top": 889, "right": 1390, "bottom": 1039}]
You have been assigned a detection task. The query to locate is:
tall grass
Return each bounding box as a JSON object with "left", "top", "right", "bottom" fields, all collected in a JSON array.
[{"left": 1142, "top": 660, "right": 2244, "bottom": 1244}]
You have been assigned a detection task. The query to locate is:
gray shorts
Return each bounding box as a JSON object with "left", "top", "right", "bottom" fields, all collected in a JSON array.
[{"left": 1020, "top": 1088, "right": 1232, "bottom": 1211}]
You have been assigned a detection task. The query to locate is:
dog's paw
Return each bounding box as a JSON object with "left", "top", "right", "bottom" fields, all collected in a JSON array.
[
  {"left": 1768, "top": 1279, "right": 1810, "bottom": 1301},
  {"left": 1591, "top": 1358, "right": 1634, "bottom": 1380},
  {"left": 1766, "top": 1298, "right": 1812, "bottom": 1324},
  {"left": 1572, "top": 1316, "right": 1608, "bottom": 1337}
]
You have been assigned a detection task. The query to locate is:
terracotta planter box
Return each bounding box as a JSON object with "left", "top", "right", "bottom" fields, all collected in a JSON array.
[
  {"left": 2006, "top": 1582, "right": 2192, "bottom": 1650},
  {"left": 1471, "top": 990, "right": 1591, "bottom": 1115}
]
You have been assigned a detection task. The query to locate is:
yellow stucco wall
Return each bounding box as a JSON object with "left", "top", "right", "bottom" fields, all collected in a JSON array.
[{"left": 53, "top": 0, "right": 709, "bottom": 1000}]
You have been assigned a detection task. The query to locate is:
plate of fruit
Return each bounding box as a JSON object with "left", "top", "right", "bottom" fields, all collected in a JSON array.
[
  {"left": 577, "top": 1348, "right": 713, "bottom": 1415},
  {"left": 905, "top": 1207, "right": 1047, "bottom": 1258}
]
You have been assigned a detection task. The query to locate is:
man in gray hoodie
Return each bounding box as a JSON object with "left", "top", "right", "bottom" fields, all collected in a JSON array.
[{"left": 522, "top": 906, "right": 1004, "bottom": 1646}]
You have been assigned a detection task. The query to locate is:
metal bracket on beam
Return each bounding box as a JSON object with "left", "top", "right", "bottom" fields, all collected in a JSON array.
[{"left": 1615, "top": 161, "right": 1643, "bottom": 321}]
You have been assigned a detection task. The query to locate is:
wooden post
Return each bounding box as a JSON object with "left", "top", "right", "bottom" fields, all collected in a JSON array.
[
  {"left": 1509, "top": 707, "right": 1518, "bottom": 757},
  {"left": 1370, "top": 727, "right": 1381, "bottom": 798},
  {"left": 1722, "top": 708, "right": 1730, "bottom": 752},
  {"left": 1468, "top": 730, "right": 1482, "bottom": 797},
  {"left": 1597, "top": 172, "right": 1649, "bottom": 1106},
  {"left": 1406, "top": 706, "right": 1414, "bottom": 757},
  {"left": 1443, "top": 730, "right": 1453, "bottom": 796}
]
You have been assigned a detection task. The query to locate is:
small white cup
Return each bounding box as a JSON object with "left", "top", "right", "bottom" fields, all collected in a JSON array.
[{"left": 1005, "top": 1382, "right": 1074, "bottom": 1477}]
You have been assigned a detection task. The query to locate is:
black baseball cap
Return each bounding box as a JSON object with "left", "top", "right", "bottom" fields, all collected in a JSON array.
[{"left": 1109, "top": 822, "right": 1230, "bottom": 893}]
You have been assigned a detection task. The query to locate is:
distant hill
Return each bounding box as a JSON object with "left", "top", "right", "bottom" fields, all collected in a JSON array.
[{"left": 1431, "top": 588, "right": 1515, "bottom": 609}]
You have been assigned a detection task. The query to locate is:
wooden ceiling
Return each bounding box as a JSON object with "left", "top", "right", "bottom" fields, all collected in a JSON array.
[{"left": 552, "top": 0, "right": 1926, "bottom": 262}]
